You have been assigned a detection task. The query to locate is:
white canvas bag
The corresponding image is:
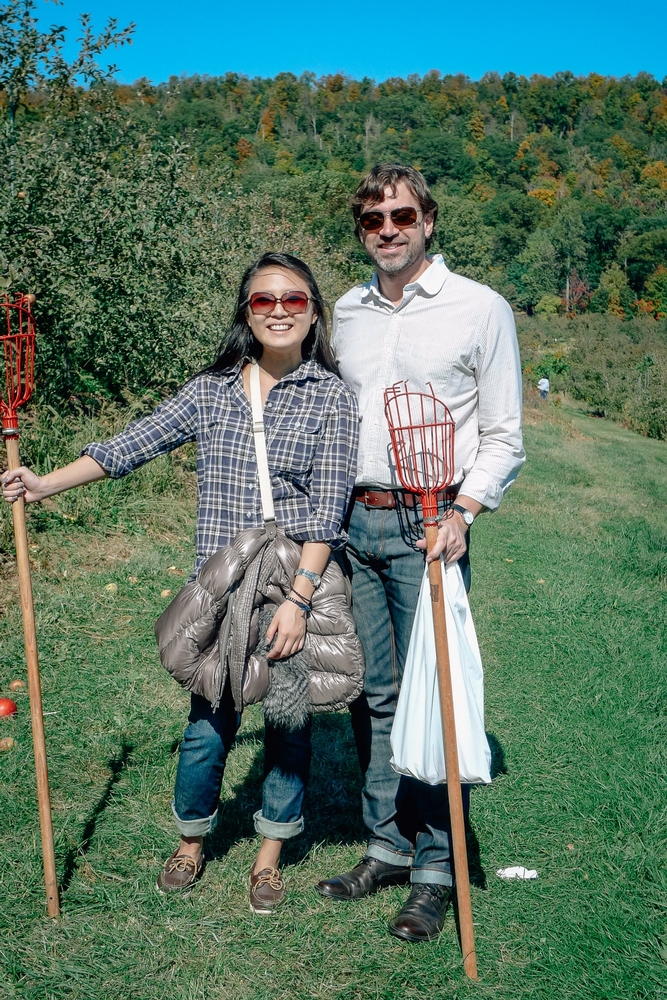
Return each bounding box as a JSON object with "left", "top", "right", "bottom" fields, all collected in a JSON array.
[{"left": 390, "top": 560, "right": 492, "bottom": 785}]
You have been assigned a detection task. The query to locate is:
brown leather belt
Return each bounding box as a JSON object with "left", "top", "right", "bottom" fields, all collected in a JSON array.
[{"left": 354, "top": 487, "right": 459, "bottom": 510}]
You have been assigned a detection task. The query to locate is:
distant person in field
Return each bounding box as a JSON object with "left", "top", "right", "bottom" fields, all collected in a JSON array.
[
  {"left": 538, "top": 376, "right": 550, "bottom": 400},
  {"left": 316, "top": 164, "right": 525, "bottom": 942},
  {"left": 2, "top": 253, "right": 359, "bottom": 916}
]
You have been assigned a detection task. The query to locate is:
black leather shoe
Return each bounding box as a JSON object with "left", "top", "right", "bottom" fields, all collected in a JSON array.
[
  {"left": 389, "top": 883, "right": 452, "bottom": 942},
  {"left": 316, "top": 856, "right": 411, "bottom": 900}
]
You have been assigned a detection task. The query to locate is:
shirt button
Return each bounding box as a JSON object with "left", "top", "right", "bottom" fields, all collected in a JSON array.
[
  {"left": 247, "top": 484, "right": 255, "bottom": 490},
  {"left": 246, "top": 513, "right": 252, "bottom": 519}
]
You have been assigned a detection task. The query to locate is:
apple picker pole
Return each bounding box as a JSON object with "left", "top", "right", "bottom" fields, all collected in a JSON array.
[
  {"left": 1, "top": 293, "right": 60, "bottom": 918},
  {"left": 384, "top": 382, "right": 477, "bottom": 981}
]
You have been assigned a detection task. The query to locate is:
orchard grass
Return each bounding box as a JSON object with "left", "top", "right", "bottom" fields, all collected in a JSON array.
[{"left": 1, "top": 400, "right": 666, "bottom": 1000}]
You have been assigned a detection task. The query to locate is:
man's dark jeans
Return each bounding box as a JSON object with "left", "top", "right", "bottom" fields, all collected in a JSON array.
[{"left": 347, "top": 501, "right": 470, "bottom": 887}]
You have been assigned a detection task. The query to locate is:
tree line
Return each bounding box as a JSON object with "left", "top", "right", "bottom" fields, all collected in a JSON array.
[{"left": 0, "top": 0, "right": 666, "bottom": 439}]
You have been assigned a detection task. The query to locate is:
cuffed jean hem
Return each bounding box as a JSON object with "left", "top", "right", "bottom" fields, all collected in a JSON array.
[
  {"left": 410, "top": 868, "right": 453, "bottom": 888},
  {"left": 171, "top": 800, "right": 218, "bottom": 837},
  {"left": 366, "top": 843, "right": 413, "bottom": 867},
  {"left": 253, "top": 809, "right": 304, "bottom": 841}
]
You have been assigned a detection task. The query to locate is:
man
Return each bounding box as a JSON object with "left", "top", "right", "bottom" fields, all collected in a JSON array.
[
  {"left": 538, "top": 375, "right": 550, "bottom": 400},
  {"left": 316, "top": 164, "right": 525, "bottom": 942}
]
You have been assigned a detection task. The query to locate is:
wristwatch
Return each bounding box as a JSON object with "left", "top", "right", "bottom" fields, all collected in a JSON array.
[
  {"left": 451, "top": 503, "right": 475, "bottom": 527},
  {"left": 295, "top": 567, "right": 322, "bottom": 588}
]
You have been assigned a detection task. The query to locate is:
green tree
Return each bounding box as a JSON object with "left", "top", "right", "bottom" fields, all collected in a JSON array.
[
  {"left": 550, "top": 202, "right": 587, "bottom": 310},
  {"left": 409, "top": 130, "right": 476, "bottom": 184},
  {"left": 589, "top": 263, "right": 633, "bottom": 316},
  {"left": 432, "top": 194, "right": 494, "bottom": 283},
  {"left": 0, "top": 0, "right": 133, "bottom": 123},
  {"left": 645, "top": 266, "right": 667, "bottom": 317},
  {"left": 512, "top": 229, "right": 559, "bottom": 310}
]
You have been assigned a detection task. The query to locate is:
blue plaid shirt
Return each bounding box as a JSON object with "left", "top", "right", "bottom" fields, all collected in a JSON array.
[{"left": 82, "top": 361, "right": 359, "bottom": 571}]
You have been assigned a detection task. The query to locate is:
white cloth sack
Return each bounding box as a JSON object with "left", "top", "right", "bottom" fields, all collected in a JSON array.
[{"left": 390, "top": 560, "right": 492, "bottom": 785}]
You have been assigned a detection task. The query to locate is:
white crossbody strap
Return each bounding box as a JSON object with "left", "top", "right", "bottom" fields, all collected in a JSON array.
[{"left": 249, "top": 360, "right": 276, "bottom": 539}]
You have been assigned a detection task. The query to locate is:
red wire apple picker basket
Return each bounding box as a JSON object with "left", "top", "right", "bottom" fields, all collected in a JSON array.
[
  {"left": 384, "top": 382, "right": 477, "bottom": 981},
  {"left": 1, "top": 293, "right": 60, "bottom": 918}
]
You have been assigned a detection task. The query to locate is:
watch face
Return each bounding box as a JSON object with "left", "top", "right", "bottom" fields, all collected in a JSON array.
[{"left": 455, "top": 505, "right": 474, "bottom": 525}]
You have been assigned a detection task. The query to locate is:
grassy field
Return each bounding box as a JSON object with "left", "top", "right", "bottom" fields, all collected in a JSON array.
[{"left": 1, "top": 400, "right": 666, "bottom": 1000}]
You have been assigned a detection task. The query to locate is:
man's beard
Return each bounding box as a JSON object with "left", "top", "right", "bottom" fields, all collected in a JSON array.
[{"left": 368, "top": 236, "right": 425, "bottom": 276}]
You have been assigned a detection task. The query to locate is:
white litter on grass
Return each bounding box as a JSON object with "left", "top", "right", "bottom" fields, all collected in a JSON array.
[{"left": 496, "top": 866, "right": 538, "bottom": 880}]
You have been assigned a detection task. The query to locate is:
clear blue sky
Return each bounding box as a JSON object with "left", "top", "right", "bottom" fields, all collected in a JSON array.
[{"left": 37, "top": 0, "right": 667, "bottom": 85}]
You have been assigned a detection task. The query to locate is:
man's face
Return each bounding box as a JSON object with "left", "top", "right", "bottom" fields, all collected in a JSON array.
[{"left": 358, "top": 181, "right": 434, "bottom": 277}]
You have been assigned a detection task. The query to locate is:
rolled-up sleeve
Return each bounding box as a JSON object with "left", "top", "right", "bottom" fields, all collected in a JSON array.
[
  {"left": 459, "top": 296, "right": 525, "bottom": 510},
  {"left": 288, "top": 385, "right": 359, "bottom": 550},
  {"left": 81, "top": 382, "right": 199, "bottom": 478}
]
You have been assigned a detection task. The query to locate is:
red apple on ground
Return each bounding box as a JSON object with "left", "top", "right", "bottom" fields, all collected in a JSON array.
[{"left": 0, "top": 698, "right": 17, "bottom": 716}]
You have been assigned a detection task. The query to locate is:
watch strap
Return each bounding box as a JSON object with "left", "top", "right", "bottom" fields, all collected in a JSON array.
[{"left": 295, "top": 567, "right": 321, "bottom": 588}]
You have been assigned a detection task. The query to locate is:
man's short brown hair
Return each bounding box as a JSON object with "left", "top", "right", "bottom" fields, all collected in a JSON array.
[{"left": 351, "top": 164, "right": 439, "bottom": 247}]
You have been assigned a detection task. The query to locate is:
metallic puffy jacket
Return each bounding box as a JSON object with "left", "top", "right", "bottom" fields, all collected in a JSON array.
[{"left": 155, "top": 526, "right": 365, "bottom": 714}]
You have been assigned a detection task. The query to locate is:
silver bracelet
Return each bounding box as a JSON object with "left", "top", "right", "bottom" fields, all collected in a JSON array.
[{"left": 295, "top": 567, "right": 321, "bottom": 588}]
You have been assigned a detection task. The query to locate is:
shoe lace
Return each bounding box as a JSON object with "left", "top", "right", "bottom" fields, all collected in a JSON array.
[
  {"left": 167, "top": 855, "right": 198, "bottom": 874},
  {"left": 254, "top": 867, "right": 284, "bottom": 890},
  {"left": 416, "top": 884, "right": 448, "bottom": 902}
]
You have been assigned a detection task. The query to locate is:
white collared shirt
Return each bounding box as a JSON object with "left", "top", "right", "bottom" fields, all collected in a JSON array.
[{"left": 332, "top": 255, "right": 525, "bottom": 511}]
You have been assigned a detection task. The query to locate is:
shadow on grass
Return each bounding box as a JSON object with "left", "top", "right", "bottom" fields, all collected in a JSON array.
[
  {"left": 206, "top": 712, "right": 366, "bottom": 864},
  {"left": 60, "top": 740, "right": 135, "bottom": 897},
  {"left": 487, "top": 732, "right": 507, "bottom": 780},
  {"left": 204, "top": 711, "right": 491, "bottom": 888},
  {"left": 463, "top": 731, "right": 507, "bottom": 890}
]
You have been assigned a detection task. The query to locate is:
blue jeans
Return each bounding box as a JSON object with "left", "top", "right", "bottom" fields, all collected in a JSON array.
[
  {"left": 172, "top": 688, "right": 312, "bottom": 841},
  {"left": 347, "top": 501, "right": 470, "bottom": 888}
]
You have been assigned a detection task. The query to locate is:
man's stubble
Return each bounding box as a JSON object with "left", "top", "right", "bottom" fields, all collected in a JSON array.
[{"left": 366, "top": 232, "right": 426, "bottom": 277}]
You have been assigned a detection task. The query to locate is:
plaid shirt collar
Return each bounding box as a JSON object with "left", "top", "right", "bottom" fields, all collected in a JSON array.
[{"left": 217, "top": 358, "right": 335, "bottom": 386}]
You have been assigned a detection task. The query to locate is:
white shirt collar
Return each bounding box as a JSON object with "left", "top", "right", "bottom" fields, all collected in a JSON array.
[{"left": 362, "top": 254, "right": 450, "bottom": 304}]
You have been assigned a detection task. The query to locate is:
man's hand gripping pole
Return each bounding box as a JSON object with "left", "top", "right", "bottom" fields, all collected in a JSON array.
[{"left": 385, "top": 381, "right": 478, "bottom": 981}]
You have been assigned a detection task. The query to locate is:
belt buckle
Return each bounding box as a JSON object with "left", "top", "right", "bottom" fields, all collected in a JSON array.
[{"left": 357, "top": 490, "right": 387, "bottom": 509}]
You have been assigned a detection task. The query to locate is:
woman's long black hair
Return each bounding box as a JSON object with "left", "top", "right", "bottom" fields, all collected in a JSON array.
[{"left": 205, "top": 252, "right": 337, "bottom": 375}]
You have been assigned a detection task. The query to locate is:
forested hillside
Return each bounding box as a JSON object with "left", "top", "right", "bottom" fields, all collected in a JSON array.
[
  {"left": 124, "top": 67, "right": 667, "bottom": 315},
  {"left": 0, "top": 0, "right": 666, "bottom": 437}
]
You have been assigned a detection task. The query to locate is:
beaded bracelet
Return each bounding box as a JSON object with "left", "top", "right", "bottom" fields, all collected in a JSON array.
[{"left": 285, "top": 594, "right": 311, "bottom": 617}]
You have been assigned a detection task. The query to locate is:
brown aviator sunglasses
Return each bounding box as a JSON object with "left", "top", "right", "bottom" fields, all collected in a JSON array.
[{"left": 358, "top": 207, "right": 422, "bottom": 233}]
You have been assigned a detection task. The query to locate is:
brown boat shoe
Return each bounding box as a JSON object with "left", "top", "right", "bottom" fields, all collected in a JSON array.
[
  {"left": 156, "top": 849, "right": 205, "bottom": 894},
  {"left": 250, "top": 866, "right": 286, "bottom": 915}
]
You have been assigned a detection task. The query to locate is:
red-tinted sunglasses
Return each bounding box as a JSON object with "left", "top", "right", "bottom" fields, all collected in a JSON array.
[
  {"left": 248, "top": 291, "right": 312, "bottom": 315},
  {"left": 358, "top": 206, "right": 421, "bottom": 233}
]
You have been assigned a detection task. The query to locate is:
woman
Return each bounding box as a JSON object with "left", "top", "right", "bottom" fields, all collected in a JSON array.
[{"left": 1, "top": 252, "right": 359, "bottom": 913}]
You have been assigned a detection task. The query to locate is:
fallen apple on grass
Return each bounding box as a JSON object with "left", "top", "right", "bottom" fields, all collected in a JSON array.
[
  {"left": 0, "top": 736, "right": 17, "bottom": 751},
  {"left": 0, "top": 698, "right": 17, "bottom": 717},
  {"left": 9, "top": 679, "right": 25, "bottom": 691}
]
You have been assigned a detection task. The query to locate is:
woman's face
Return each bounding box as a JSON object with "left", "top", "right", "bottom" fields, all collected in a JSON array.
[{"left": 245, "top": 267, "right": 317, "bottom": 361}]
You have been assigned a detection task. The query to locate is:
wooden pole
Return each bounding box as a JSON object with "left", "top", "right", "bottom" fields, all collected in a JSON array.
[
  {"left": 4, "top": 435, "right": 60, "bottom": 918},
  {"left": 424, "top": 523, "right": 477, "bottom": 981}
]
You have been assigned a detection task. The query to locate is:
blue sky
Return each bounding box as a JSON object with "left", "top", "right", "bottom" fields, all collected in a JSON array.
[{"left": 37, "top": 0, "right": 667, "bottom": 85}]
